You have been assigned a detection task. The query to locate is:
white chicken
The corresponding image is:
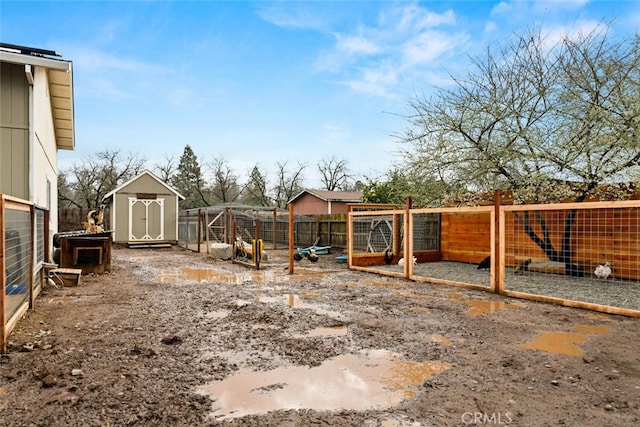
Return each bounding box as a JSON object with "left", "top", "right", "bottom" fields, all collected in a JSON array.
[
  {"left": 594, "top": 262, "right": 612, "bottom": 280},
  {"left": 398, "top": 256, "right": 417, "bottom": 266}
]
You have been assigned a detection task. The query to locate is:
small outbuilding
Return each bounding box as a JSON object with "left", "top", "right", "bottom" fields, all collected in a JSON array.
[
  {"left": 288, "top": 189, "right": 363, "bottom": 216},
  {"left": 102, "top": 170, "right": 184, "bottom": 245}
]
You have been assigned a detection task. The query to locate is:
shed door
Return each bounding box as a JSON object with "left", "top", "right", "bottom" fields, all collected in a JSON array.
[{"left": 128, "top": 197, "right": 164, "bottom": 241}]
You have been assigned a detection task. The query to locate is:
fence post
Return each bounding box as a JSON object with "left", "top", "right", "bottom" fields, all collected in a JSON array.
[
  {"left": 205, "top": 209, "right": 210, "bottom": 253},
  {"left": 0, "top": 196, "right": 6, "bottom": 353},
  {"left": 273, "top": 208, "right": 277, "bottom": 249},
  {"left": 405, "top": 197, "right": 412, "bottom": 278},
  {"left": 197, "top": 209, "right": 202, "bottom": 253},
  {"left": 493, "top": 190, "right": 502, "bottom": 293},
  {"left": 288, "top": 203, "right": 294, "bottom": 274}
]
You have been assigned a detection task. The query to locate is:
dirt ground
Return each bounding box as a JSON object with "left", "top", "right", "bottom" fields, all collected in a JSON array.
[{"left": 1, "top": 245, "right": 639, "bottom": 427}]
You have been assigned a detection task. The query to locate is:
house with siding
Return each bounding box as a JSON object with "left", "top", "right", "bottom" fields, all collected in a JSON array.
[
  {"left": 288, "top": 189, "right": 363, "bottom": 216},
  {"left": 1, "top": 42, "right": 74, "bottom": 226},
  {"left": 1, "top": 43, "right": 75, "bottom": 352}
]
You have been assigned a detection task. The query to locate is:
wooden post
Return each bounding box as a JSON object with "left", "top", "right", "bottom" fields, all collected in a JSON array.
[
  {"left": 406, "top": 197, "right": 413, "bottom": 278},
  {"left": 44, "top": 209, "right": 50, "bottom": 264},
  {"left": 494, "top": 190, "right": 502, "bottom": 293},
  {"left": 224, "top": 208, "right": 230, "bottom": 244},
  {"left": 272, "top": 208, "right": 277, "bottom": 249},
  {"left": 231, "top": 221, "right": 237, "bottom": 261},
  {"left": 0, "top": 196, "right": 6, "bottom": 353},
  {"left": 346, "top": 205, "right": 352, "bottom": 269},
  {"left": 197, "top": 209, "right": 202, "bottom": 253},
  {"left": 288, "top": 203, "right": 294, "bottom": 274},
  {"left": 29, "top": 205, "right": 35, "bottom": 309},
  {"left": 392, "top": 214, "right": 401, "bottom": 257},
  {"left": 185, "top": 211, "right": 190, "bottom": 249},
  {"left": 255, "top": 216, "right": 261, "bottom": 270},
  {"left": 205, "top": 210, "right": 210, "bottom": 254}
]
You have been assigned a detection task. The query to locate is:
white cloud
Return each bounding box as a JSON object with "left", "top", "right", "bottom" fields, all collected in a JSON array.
[
  {"left": 380, "top": 3, "right": 456, "bottom": 33},
  {"left": 256, "top": 4, "right": 330, "bottom": 32},
  {"left": 484, "top": 21, "right": 499, "bottom": 33},
  {"left": 401, "top": 30, "right": 462, "bottom": 66},
  {"left": 540, "top": 20, "right": 608, "bottom": 49},
  {"left": 336, "top": 34, "right": 381, "bottom": 55},
  {"left": 313, "top": 3, "right": 464, "bottom": 98}
]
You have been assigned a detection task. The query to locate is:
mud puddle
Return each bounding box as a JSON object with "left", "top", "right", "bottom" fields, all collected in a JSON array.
[
  {"left": 257, "top": 294, "right": 345, "bottom": 319},
  {"left": 153, "top": 266, "right": 331, "bottom": 285},
  {"left": 206, "top": 309, "right": 231, "bottom": 320},
  {"left": 430, "top": 334, "right": 452, "bottom": 346},
  {"left": 293, "top": 326, "right": 348, "bottom": 338},
  {"left": 196, "top": 349, "right": 452, "bottom": 419},
  {"left": 520, "top": 325, "right": 610, "bottom": 356},
  {"left": 454, "top": 299, "right": 524, "bottom": 315}
]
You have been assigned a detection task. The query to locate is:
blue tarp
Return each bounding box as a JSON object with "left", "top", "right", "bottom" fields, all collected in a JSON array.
[{"left": 5, "top": 284, "right": 27, "bottom": 295}]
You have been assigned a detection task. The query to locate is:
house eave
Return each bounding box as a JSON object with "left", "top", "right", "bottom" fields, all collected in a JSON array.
[{"left": 0, "top": 49, "right": 75, "bottom": 151}]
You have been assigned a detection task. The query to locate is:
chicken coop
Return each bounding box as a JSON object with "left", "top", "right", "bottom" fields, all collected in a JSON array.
[
  {"left": 178, "top": 204, "right": 318, "bottom": 252},
  {"left": 348, "top": 200, "right": 640, "bottom": 317}
]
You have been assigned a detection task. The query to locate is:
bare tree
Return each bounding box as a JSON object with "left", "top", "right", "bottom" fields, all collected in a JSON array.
[
  {"left": 242, "top": 164, "right": 272, "bottom": 206},
  {"left": 61, "top": 149, "right": 146, "bottom": 209},
  {"left": 272, "top": 161, "right": 306, "bottom": 208},
  {"left": 317, "top": 156, "right": 352, "bottom": 191},
  {"left": 206, "top": 157, "right": 242, "bottom": 204},
  {"left": 399, "top": 26, "right": 640, "bottom": 269},
  {"left": 153, "top": 154, "right": 177, "bottom": 183}
]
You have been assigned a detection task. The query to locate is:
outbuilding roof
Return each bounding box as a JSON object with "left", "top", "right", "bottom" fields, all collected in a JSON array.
[
  {"left": 102, "top": 170, "right": 185, "bottom": 202},
  {"left": 288, "top": 189, "right": 363, "bottom": 205}
]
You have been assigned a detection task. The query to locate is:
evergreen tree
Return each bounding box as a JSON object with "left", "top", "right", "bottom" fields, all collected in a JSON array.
[
  {"left": 172, "top": 145, "right": 209, "bottom": 209},
  {"left": 242, "top": 165, "right": 272, "bottom": 206}
]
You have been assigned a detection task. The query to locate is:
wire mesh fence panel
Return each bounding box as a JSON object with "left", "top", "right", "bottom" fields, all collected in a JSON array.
[
  {"left": 177, "top": 212, "right": 200, "bottom": 249},
  {"left": 177, "top": 206, "right": 319, "bottom": 251},
  {"left": 4, "top": 205, "right": 32, "bottom": 321},
  {"left": 412, "top": 212, "right": 440, "bottom": 251},
  {"left": 348, "top": 211, "right": 407, "bottom": 275},
  {"left": 351, "top": 214, "right": 398, "bottom": 254},
  {"left": 503, "top": 203, "right": 640, "bottom": 312},
  {"left": 410, "top": 207, "right": 493, "bottom": 289}
]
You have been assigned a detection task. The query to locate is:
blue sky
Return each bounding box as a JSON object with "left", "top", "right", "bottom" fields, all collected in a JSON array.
[{"left": 2, "top": 1, "right": 639, "bottom": 188}]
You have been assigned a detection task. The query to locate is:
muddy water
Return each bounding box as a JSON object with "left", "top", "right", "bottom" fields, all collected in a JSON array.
[
  {"left": 154, "top": 266, "right": 329, "bottom": 285},
  {"left": 394, "top": 290, "right": 431, "bottom": 300},
  {"left": 430, "top": 334, "right": 452, "bottom": 346},
  {"left": 257, "top": 294, "right": 345, "bottom": 319},
  {"left": 196, "top": 349, "right": 452, "bottom": 419},
  {"left": 520, "top": 325, "right": 611, "bottom": 356},
  {"left": 206, "top": 310, "right": 230, "bottom": 320},
  {"left": 455, "top": 299, "right": 524, "bottom": 315},
  {"left": 362, "top": 279, "right": 404, "bottom": 288},
  {"left": 294, "top": 326, "right": 349, "bottom": 338}
]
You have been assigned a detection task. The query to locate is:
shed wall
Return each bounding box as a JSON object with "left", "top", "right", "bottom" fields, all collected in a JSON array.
[{"left": 111, "top": 174, "right": 179, "bottom": 243}]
